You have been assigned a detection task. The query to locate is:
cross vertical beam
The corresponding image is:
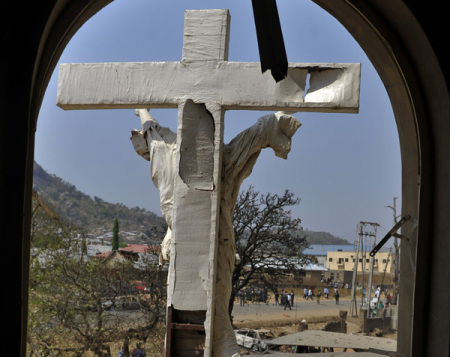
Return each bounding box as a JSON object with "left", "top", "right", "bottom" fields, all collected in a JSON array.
[{"left": 165, "top": 11, "right": 230, "bottom": 356}]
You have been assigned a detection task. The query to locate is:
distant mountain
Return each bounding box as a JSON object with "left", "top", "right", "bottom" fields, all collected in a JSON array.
[
  {"left": 303, "top": 230, "right": 351, "bottom": 245},
  {"left": 33, "top": 162, "right": 166, "bottom": 243},
  {"left": 33, "top": 162, "right": 350, "bottom": 246}
]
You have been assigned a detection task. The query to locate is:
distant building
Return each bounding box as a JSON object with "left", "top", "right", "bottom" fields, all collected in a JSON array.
[
  {"left": 295, "top": 263, "right": 328, "bottom": 286},
  {"left": 302, "top": 244, "right": 355, "bottom": 266},
  {"left": 94, "top": 243, "right": 161, "bottom": 269},
  {"left": 303, "top": 244, "right": 394, "bottom": 286},
  {"left": 252, "top": 257, "right": 328, "bottom": 286},
  {"left": 326, "top": 249, "right": 394, "bottom": 285},
  {"left": 327, "top": 250, "right": 392, "bottom": 272}
]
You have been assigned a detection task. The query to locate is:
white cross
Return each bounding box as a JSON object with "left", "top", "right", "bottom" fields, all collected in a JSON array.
[
  {"left": 57, "top": 9, "right": 360, "bottom": 356},
  {"left": 57, "top": 10, "right": 360, "bottom": 113}
]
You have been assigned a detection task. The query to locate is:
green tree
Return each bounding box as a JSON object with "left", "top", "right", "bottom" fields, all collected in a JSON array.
[
  {"left": 229, "top": 186, "right": 315, "bottom": 316},
  {"left": 112, "top": 217, "right": 119, "bottom": 251}
]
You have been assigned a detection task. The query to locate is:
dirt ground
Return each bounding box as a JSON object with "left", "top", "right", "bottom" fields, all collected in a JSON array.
[
  {"left": 105, "top": 295, "right": 397, "bottom": 356},
  {"left": 232, "top": 295, "right": 397, "bottom": 355},
  {"left": 231, "top": 295, "right": 397, "bottom": 340}
]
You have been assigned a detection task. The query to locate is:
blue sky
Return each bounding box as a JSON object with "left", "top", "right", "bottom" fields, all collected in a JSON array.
[{"left": 35, "top": 0, "right": 401, "bottom": 243}]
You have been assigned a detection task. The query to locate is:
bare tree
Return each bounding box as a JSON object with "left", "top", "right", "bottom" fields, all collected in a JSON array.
[
  {"left": 28, "top": 194, "right": 166, "bottom": 357},
  {"left": 229, "top": 186, "right": 314, "bottom": 316}
]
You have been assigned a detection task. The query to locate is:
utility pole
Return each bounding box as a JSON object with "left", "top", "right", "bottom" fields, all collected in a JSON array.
[
  {"left": 359, "top": 221, "right": 379, "bottom": 311},
  {"left": 366, "top": 223, "right": 378, "bottom": 314},
  {"left": 350, "top": 224, "right": 362, "bottom": 317},
  {"left": 376, "top": 247, "right": 392, "bottom": 309},
  {"left": 361, "top": 228, "right": 366, "bottom": 307},
  {"left": 386, "top": 197, "right": 400, "bottom": 305}
]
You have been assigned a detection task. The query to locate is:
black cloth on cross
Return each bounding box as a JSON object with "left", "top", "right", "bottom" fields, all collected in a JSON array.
[{"left": 251, "top": 0, "right": 288, "bottom": 82}]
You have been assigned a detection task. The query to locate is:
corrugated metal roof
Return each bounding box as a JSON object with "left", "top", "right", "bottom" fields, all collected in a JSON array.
[
  {"left": 253, "top": 258, "right": 328, "bottom": 271},
  {"left": 303, "top": 245, "right": 355, "bottom": 256},
  {"left": 295, "top": 263, "right": 328, "bottom": 271}
]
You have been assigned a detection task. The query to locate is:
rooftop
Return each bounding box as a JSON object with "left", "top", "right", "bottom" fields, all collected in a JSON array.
[
  {"left": 92, "top": 243, "right": 160, "bottom": 258},
  {"left": 303, "top": 244, "right": 355, "bottom": 256}
]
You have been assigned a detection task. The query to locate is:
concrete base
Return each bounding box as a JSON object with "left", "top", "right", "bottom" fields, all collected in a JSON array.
[{"left": 363, "top": 309, "right": 393, "bottom": 334}]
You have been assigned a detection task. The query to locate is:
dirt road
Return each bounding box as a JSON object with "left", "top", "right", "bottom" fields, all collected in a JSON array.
[{"left": 232, "top": 296, "right": 353, "bottom": 329}]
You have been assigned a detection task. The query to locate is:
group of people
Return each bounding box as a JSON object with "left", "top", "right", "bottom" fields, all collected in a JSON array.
[
  {"left": 303, "top": 287, "right": 339, "bottom": 305},
  {"left": 119, "top": 342, "right": 146, "bottom": 357},
  {"left": 303, "top": 287, "right": 314, "bottom": 300},
  {"left": 237, "top": 287, "right": 269, "bottom": 306},
  {"left": 322, "top": 278, "right": 349, "bottom": 290},
  {"left": 273, "top": 289, "right": 295, "bottom": 310},
  {"left": 237, "top": 285, "right": 343, "bottom": 309},
  {"left": 368, "top": 286, "right": 395, "bottom": 317}
]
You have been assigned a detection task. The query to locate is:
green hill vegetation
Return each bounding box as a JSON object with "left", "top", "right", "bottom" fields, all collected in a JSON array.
[
  {"left": 303, "top": 230, "right": 351, "bottom": 245},
  {"left": 33, "top": 162, "right": 166, "bottom": 242}
]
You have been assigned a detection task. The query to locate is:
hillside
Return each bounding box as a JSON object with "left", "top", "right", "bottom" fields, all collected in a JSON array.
[
  {"left": 303, "top": 230, "right": 351, "bottom": 245},
  {"left": 33, "top": 162, "right": 166, "bottom": 243},
  {"left": 33, "top": 162, "right": 350, "bottom": 246}
]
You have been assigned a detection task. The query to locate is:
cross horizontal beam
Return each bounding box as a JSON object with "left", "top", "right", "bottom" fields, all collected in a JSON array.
[{"left": 57, "top": 61, "right": 360, "bottom": 113}]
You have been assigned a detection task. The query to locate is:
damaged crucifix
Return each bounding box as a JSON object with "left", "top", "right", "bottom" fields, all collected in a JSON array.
[{"left": 57, "top": 9, "right": 360, "bottom": 357}]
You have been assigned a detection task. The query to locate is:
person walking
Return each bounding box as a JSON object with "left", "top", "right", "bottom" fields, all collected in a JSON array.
[
  {"left": 274, "top": 290, "right": 279, "bottom": 305},
  {"left": 308, "top": 289, "right": 313, "bottom": 301},
  {"left": 375, "top": 286, "right": 381, "bottom": 299},
  {"left": 316, "top": 289, "right": 321, "bottom": 304},
  {"left": 239, "top": 290, "right": 245, "bottom": 306},
  {"left": 281, "top": 289, "right": 286, "bottom": 306},
  {"left": 290, "top": 290, "right": 295, "bottom": 306},
  {"left": 335, "top": 289, "right": 340, "bottom": 305},
  {"left": 284, "top": 292, "right": 292, "bottom": 310}
]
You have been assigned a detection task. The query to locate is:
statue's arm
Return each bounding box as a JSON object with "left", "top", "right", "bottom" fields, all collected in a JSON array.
[
  {"left": 226, "top": 111, "right": 301, "bottom": 161},
  {"left": 135, "top": 109, "right": 160, "bottom": 132},
  {"left": 222, "top": 112, "right": 301, "bottom": 206}
]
